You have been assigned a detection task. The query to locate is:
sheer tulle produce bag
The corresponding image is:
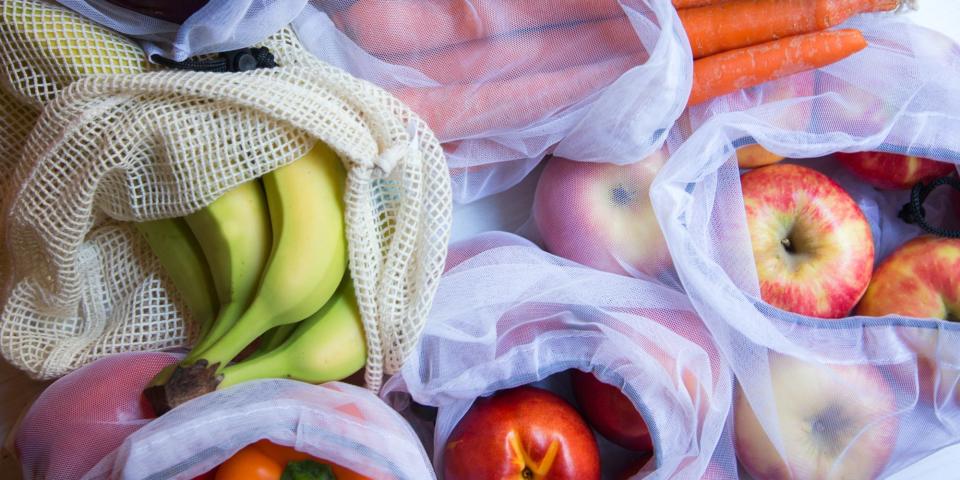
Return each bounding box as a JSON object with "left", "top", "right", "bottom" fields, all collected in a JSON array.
[
  {"left": 56, "top": 0, "right": 692, "bottom": 203},
  {"left": 0, "top": 0, "right": 452, "bottom": 391},
  {"left": 297, "top": 0, "right": 690, "bottom": 203},
  {"left": 381, "top": 232, "right": 734, "bottom": 479},
  {"left": 14, "top": 351, "right": 434, "bottom": 479},
  {"left": 649, "top": 13, "right": 960, "bottom": 479}
]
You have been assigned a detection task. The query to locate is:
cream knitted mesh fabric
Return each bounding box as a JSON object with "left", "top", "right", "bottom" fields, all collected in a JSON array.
[{"left": 0, "top": 0, "right": 452, "bottom": 391}]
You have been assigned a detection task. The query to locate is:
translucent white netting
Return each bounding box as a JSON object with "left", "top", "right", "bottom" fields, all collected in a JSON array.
[
  {"left": 648, "top": 14, "right": 960, "bottom": 479},
  {"left": 58, "top": 0, "right": 693, "bottom": 203},
  {"left": 382, "top": 232, "right": 734, "bottom": 479},
  {"left": 15, "top": 351, "right": 435, "bottom": 479},
  {"left": 0, "top": 0, "right": 452, "bottom": 392}
]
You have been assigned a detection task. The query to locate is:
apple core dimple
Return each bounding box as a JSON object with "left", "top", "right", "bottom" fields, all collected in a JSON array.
[
  {"left": 522, "top": 467, "right": 534, "bottom": 479},
  {"left": 807, "top": 403, "right": 852, "bottom": 457},
  {"left": 610, "top": 184, "right": 635, "bottom": 206}
]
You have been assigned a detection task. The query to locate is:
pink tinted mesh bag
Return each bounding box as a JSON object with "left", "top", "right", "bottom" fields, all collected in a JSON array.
[
  {"left": 649, "top": 15, "right": 960, "bottom": 479},
  {"left": 15, "top": 351, "right": 179, "bottom": 480},
  {"left": 15, "top": 351, "right": 434, "bottom": 479},
  {"left": 382, "top": 232, "right": 735, "bottom": 479}
]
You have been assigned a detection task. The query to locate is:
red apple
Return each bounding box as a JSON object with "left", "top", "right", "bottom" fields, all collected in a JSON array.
[
  {"left": 835, "top": 152, "right": 956, "bottom": 190},
  {"left": 104, "top": 0, "right": 208, "bottom": 24},
  {"left": 444, "top": 386, "right": 600, "bottom": 480},
  {"left": 614, "top": 452, "right": 655, "bottom": 479},
  {"left": 533, "top": 153, "right": 670, "bottom": 278},
  {"left": 856, "top": 236, "right": 960, "bottom": 321},
  {"left": 855, "top": 235, "right": 960, "bottom": 401},
  {"left": 735, "top": 353, "right": 898, "bottom": 480},
  {"left": 570, "top": 370, "right": 652, "bottom": 452},
  {"left": 15, "top": 352, "right": 178, "bottom": 479},
  {"left": 741, "top": 163, "right": 874, "bottom": 318}
]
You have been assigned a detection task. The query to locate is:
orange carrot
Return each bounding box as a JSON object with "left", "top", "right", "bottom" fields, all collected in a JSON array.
[
  {"left": 332, "top": 0, "right": 625, "bottom": 57},
  {"left": 679, "top": 0, "right": 897, "bottom": 59},
  {"left": 689, "top": 29, "right": 868, "bottom": 106},
  {"left": 391, "top": 17, "right": 646, "bottom": 84},
  {"left": 394, "top": 54, "right": 641, "bottom": 139},
  {"left": 673, "top": 0, "right": 727, "bottom": 7}
]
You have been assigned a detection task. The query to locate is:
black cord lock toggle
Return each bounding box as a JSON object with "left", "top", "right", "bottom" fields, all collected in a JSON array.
[
  {"left": 150, "top": 46, "right": 277, "bottom": 73},
  {"left": 898, "top": 174, "right": 960, "bottom": 239}
]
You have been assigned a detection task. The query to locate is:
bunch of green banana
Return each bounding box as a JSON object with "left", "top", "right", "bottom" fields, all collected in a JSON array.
[{"left": 135, "top": 142, "right": 367, "bottom": 414}]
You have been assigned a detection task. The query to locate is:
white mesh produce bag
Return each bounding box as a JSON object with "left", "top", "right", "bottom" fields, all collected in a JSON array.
[
  {"left": 61, "top": 0, "right": 692, "bottom": 203},
  {"left": 650, "top": 14, "right": 960, "bottom": 479},
  {"left": 15, "top": 351, "right": 435, "bottom": 479},
  {"left": 0, "top": 0, "right": 452, "bottom": 391},
  {"left": 382, "top": 232, "right": 735, "bottom": 479}
]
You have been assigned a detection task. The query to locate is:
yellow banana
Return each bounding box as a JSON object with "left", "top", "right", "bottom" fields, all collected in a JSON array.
[
  {"left": 134, "top": 217, "right": 218, "bottom": 339},
  {"left": 193, "top": 142, "right": 348, "bottom": 370},
  {"left": 217, "top": 277, "right": 365, "bottom": 389},
  {"left": 183, "top": 180, "right": 272, "bottom": 361}
]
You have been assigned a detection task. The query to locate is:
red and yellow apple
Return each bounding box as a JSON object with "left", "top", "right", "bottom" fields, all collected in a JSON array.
[
  {"left": 444, "top": 386, "right": 600, "bottom": 480},
  {"left": 741, "top": 163, "right": 874, "bottom": 318},
  {"left": 735, "top": 71, "right": 815, "bottom": 169},
  {"left": 855, "top": 235, "right": 960, "bottom": 401},
  {"left": 533, "top": 153, "right": 670, "bottom": 278},
  {"left": 835, "top": 152, "right": 956, "bottom": 190},
  {"left": 856, "top": 235, "right": 960, "bottom": 321},
  {"left": 735, "top": 353, "right": 898, "bottom": 480},
  {"left": 569, "top": 370, "right": 652, "bottom": 452}
]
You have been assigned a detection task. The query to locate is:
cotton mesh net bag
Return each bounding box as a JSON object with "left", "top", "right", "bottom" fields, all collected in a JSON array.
[
  {"left": 381, "top": 232, "right": 735, "bottom": 479},
  {"left": 0, "top": 0, "right": 452, "bottom": 391},
  {"left": 649, "top": 12, "right": 960, "bottom": 479}
]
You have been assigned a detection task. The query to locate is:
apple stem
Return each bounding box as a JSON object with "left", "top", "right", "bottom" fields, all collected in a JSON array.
[
  {"left": 781, "top": 237, "right": 794, "bottom": 253},
  {"left": 522, "top": 467, "right": 534, "bottom": 479}
]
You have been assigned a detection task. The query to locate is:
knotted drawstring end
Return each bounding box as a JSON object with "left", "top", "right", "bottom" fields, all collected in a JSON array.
[
  {"left": 150, "top": 47, "right": 277, "bottom": 73},
  {"left": 899, "top": 175, "right": 960, "bottom": 239}
]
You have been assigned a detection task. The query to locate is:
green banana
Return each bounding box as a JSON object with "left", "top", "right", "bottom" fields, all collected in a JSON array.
[
  {"left": 134, "top": 217, "right": 218, "bottom": 339},
  {"left": 217, "top": 277, "right": 366, "bottom": 389},
  {"left": 193, "top": 142, "right": 348, "bottom": 370},
  {"left": 183, "top": 179, "right": 273, "bottom": 362}
]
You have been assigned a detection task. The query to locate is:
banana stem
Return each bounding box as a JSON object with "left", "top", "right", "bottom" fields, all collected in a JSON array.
[
  {"left": 192, "top": 302, "right": 274, "bottom": 370},
  {"left": 185, "top": 302, "right": 246, "bottom": 363},
  {"left": 218, "top": 349, "right": 289, "bottom": 390}
]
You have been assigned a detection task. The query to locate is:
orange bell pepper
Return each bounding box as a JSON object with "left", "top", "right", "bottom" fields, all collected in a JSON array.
[{"left": 212, "top": 440, "right": 371, "bottom": 480}]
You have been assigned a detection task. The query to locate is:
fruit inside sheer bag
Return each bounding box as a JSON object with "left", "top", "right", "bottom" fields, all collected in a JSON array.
[
  {"left": 14, "top": 351, "right": 435, "bottom": 480},
  {"left": 58, "top": 0, "right": 692, "bottom": 204},
  {"left": 648, "top": 14, "right": 960, "bottom": 479},
  {"left": 381, "top": 232, "right": 735, "bottom": 479}
]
